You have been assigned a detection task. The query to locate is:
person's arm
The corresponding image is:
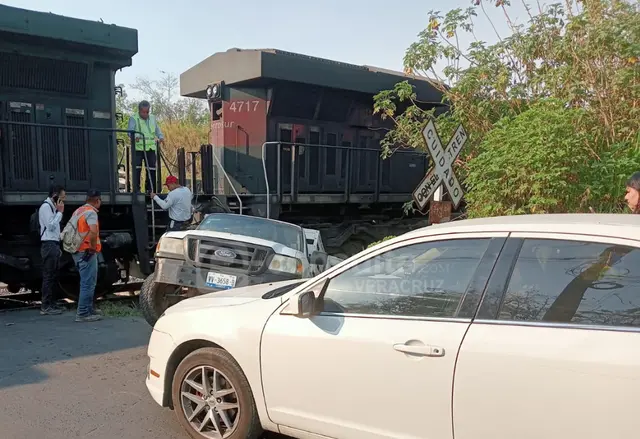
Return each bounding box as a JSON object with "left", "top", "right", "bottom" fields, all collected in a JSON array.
[
  {"left": 153, "top": 191, "right": 175, "bottom": 211},
  {"left": 39, "top": 202, "right": 62, "bottom": 233},
  {"left": 84, "top": 211, "right": 99, "bottom": 251},
  {"left": 127, "top": 117, "right": 139, "bottom": 143},
  {"left": 155, "top": 121, "right": 164, "bottom": 140}
]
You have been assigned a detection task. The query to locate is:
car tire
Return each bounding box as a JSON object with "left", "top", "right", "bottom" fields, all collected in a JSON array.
[{"left": 171, "top": 347, "right": 263, "bottom": 439}]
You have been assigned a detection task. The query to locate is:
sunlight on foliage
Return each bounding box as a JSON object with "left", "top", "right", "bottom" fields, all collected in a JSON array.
[{"left": 374, "top": 0, "right": 640, "bottom": 217}]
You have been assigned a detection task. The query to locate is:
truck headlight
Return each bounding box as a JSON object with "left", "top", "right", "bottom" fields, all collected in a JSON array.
[
  {"left": 156, "top": 237, "right": 184, "bottom": 258},
  {"left": 269, "top": 254, "right": 303, "bottom": 275}
]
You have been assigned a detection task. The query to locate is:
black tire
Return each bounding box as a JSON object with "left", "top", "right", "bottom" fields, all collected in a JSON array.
[
  {"left": 139, "top": 275, "right": 183, "bottom": 326},
  {"left": 139, "top": 274, "right": 161, "bottom": 326},
  {"left": 171, "top": 347, "right": 262, "bottom": 439}
]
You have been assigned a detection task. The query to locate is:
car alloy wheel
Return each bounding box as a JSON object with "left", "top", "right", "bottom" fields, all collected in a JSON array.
[{"left": 180, "top": 365, "right": 240, "bottom": 438}]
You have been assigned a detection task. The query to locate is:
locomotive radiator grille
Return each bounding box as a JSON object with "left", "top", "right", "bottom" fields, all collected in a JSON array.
[
  {"left": 10, "top": 111, "right": 34, "bottom": 180},
  {"left": 66, "top": 115, "right": 87, "bottom": 181},
  {"left": 0, "top": 52, "right": 88, "bottom": 95},
  {"left": 192, "top": 238, "right": 270, "bottom": 274},
  {"left": 41, "top": 126, "right": 61, "bottom": 172}
]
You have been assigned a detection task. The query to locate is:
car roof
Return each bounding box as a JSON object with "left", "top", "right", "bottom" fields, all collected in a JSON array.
[{"left": 398, "top": 213, "right": 640, "bottom": 241}]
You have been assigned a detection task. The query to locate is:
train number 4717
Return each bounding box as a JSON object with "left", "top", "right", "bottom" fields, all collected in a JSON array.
[{"left": 228, "top": 100, "right": 260, "bottom": 112}]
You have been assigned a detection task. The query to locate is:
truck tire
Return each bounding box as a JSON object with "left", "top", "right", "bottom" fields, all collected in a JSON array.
[
  {"left": 139, "top": 275, "right": 184, "bottom": 326},
  {"left": 171, "top": 347, "right": 262, "bottom": 439},
  {"left": 139, "top": 275, "right": 161, "bottom": 326}
]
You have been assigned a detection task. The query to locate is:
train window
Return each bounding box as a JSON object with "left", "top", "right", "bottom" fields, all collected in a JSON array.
[
  {"left": 211, "top": 102, "right": 222, "bottom": 121},
  {"left": 326, "top": 133, "right": 337, "bottom": 176},
  {"left": 279, "top": 127, "right": 292, "bottom": 143}
]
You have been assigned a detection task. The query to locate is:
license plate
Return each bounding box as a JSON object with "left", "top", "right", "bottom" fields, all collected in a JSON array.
[{"left": 205, "top": 272, "right": 237, "bottom": 290}]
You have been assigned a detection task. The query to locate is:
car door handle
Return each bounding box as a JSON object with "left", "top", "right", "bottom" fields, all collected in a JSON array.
[{"left": 393, "top": 343, "right": 445, "bottom": 357}]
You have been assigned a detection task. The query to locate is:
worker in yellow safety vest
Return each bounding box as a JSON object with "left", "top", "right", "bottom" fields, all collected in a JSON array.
[{"left": 127, "top": 100, "right": 165, "bottom": 194}]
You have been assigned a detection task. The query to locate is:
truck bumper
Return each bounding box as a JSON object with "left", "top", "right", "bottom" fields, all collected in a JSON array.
[{"left": 154, "top": 257, "right": 299, "bottom": 292}]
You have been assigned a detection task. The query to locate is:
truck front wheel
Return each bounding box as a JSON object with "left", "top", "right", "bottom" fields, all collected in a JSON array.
[{"left": 139, "top": 275, "right": 185, "bottom": 326}]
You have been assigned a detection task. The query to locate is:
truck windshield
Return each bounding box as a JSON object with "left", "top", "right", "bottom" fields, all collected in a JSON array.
[{"left": 197, "top": 214, "right": 303, "bottom": 252}]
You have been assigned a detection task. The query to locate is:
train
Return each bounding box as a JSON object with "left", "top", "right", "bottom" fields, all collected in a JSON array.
[
  {"left": 0, "top": 5, "right": 447, "bottom": 300},
  {"left": 180, "top": 48, "right": 448, "bottom": 257}
]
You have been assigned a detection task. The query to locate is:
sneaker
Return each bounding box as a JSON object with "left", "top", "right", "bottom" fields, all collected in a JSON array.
[
  {"left": 91, "top": 308, "right": 103, "bottom": 316},
  {"left": 75, "top": 314, "right": 102, "bottom": 323},
  {"left": 40, "top": 307, "right": 63, "bottom": 316}
]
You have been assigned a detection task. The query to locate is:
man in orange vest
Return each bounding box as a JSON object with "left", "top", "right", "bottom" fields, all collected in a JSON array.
[{"left": 70, "top": 189, "right": 103, "bottom": 322}]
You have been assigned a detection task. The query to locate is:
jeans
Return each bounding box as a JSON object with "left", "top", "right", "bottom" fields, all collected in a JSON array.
[
  {"left": 133, "top": 149, "right": 157, "bottom": 193},
  {"left": 72, "top": 251, "right": 98, "bottom": 317},
  {"left": 40, "top": 241, "right": 61, "bottom": 309}
]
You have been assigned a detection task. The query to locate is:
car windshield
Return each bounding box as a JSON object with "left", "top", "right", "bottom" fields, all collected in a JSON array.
[{"left": 197, "top": 214, "right": 303, "bottom": 251}]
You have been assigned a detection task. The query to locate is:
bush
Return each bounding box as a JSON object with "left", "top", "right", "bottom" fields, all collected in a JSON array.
[{"left": 374, "top": 0, "right": 640, "bottom": 217}]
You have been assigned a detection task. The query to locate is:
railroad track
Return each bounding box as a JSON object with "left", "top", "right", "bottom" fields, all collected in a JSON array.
[{"left": 0, "top": 283, "right": 141, "bottom": 312}]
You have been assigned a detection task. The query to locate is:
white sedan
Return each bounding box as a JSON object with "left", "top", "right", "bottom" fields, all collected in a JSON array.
[{"left": 145, "top": 214, "right": 640, "bottom": 439}]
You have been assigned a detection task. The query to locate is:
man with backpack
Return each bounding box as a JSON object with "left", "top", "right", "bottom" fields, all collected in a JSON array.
[
  {"left": 61, "top": 189, "right": 103, "bottom": 322},
  {"left": 35, "top": 185, "right": 66, "bottom": 315}
]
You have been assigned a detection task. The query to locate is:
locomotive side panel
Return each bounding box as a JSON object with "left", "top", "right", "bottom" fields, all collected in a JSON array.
[{"left": 0, "top": 52, "right": 118, "bottom": 195}]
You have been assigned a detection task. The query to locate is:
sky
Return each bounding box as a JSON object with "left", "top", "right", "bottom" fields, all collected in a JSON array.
[{"left": 2, "top": 0, "right": 536, "bottom": 100}]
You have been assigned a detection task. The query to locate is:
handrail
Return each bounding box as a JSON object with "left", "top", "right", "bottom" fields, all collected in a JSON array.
[
  {"left": 261, "top": 141, "right": 280, "bottom": 218},
  {"left": 0, "top": 120, "right": 152, "bottom": 194},
  {"left": 261, "top": 140, "right": 427, "bottom": 219},
  {"left": 0, "top": 120, "right": 159, "bottom": 244},
  {"left": 208, "top": 144, "right": 243, "bottom": 215}
]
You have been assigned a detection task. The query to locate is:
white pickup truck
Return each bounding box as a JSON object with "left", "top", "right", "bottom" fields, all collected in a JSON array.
[{"left": 139, "top": 213, "right": 337, "bottom": 326}]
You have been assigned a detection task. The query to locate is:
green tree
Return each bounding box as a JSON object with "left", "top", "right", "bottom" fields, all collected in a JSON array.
[{"left": 374, "top": 0, "right": 640, "bottom": 217}]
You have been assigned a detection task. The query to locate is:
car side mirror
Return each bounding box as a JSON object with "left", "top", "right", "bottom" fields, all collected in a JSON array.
[
  {"left": 291, "top": 290, "right": 316, "bottom": 318},
  {"left": 310, "top": 250, "right": 328, "bottom": 267}
]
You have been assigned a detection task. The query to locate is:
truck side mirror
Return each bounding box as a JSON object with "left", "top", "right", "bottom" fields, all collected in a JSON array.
[{"left": 310, "top": 250, "right": 328, "bottom": 267}]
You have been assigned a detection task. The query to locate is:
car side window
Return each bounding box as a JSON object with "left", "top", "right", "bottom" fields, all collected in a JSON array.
[
  {"left": 499, "top": 238, "right": 640, "bottom": 328},
  {"left": 320, "top": 238, "right": 491, "bottom": 318}
]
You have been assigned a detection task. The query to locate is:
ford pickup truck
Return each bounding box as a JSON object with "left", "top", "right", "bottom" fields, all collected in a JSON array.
[{"left": 139, "top": 213, "right": 336, "bottom": 325}]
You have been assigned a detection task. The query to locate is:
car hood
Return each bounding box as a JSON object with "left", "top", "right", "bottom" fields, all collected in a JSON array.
[
  {"left": 164, "top": 229, "right": 302, "bottom": 258},
  {"left": 162, "top": 278, "right": 305, "bottom": 315}
]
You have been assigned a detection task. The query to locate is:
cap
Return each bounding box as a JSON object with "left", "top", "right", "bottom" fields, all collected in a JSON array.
[
  {"left": 86, "top": 188, "right": 101, "bottom": 198},
  {"left": 165, "top": 175, "right": 178, "bottom": 186}
]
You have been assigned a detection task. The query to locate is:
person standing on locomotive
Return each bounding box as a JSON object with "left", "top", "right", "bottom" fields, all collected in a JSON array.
[
  {"left": 38, "top": 185, "right": 66, "bottom": 316},
  {"left": 128, "top": 100, "right": 165, "bottom": 193},
  {"left": 151, "top": 175, "right": 193, "bottom": 231}
]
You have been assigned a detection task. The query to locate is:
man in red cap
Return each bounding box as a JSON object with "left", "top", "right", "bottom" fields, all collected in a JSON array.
[{"left": 151, "top": 176, "right": 193, "bottom": 231}]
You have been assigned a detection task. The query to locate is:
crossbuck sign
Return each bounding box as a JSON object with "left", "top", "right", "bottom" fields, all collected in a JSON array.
[{"left": 412, "top": 120, "right": 468, "bottom": 211}]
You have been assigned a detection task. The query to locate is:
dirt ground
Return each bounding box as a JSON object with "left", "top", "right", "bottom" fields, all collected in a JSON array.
[{"left": 0, "top": 308, "right": 287, "bottom": 439}]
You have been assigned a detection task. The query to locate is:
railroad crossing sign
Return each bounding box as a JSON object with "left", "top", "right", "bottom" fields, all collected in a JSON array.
[{"left": 412, "top": 120, "right": 468, "bottom": 211}]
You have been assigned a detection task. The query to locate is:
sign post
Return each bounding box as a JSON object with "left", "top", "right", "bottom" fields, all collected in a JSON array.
[{"left": 412, "top": 120, "right": 468, "bottom": 217}]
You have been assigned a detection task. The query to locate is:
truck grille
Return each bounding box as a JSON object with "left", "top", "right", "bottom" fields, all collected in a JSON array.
[{"left": 192, "top": 238, "right": 271, "bottom": 274}]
